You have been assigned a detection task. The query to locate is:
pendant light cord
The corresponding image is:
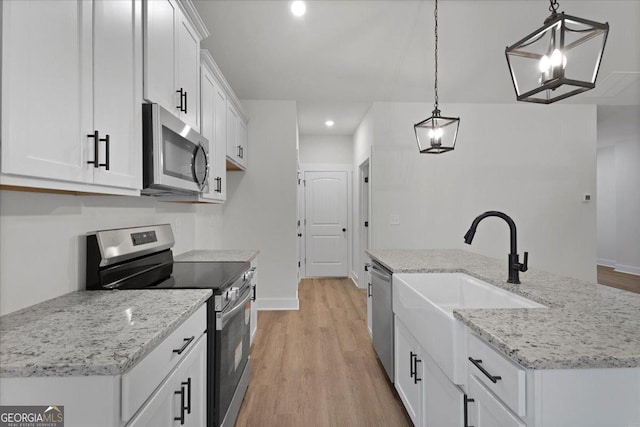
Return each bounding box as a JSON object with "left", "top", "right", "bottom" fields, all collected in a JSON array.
[
  {"left": 549, "top": 0, "right": 559, "bottom": 14},
  {"left": 433, "top": 0, "right": 439, "bottom": 113}
]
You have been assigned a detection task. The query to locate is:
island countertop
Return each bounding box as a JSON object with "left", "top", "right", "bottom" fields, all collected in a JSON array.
[
  {"left": 366, "top": 249, "right": 640, "bottom": 370},
  {"left": 0, "top": 289, "right": 211, "bottom": 377},
  {"left": 175, "top": 249, "right": 259, "bottom": 263}
]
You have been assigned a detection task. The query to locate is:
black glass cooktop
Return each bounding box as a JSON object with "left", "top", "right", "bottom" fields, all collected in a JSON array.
[{"left": 153, "top": 261, "right": 250, "bottom": 291}]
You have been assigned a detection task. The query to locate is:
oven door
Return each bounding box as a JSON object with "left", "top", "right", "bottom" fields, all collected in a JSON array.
[
  {"left": 215, "top": 286, "right": 251, "bottom": 425},
  {"left": 143, "top": 103, "right": 209, "bottom": 195}
]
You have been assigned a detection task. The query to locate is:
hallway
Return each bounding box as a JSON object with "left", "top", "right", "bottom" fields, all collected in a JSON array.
[{"left": 236, "top": 278, "right": 411, "bottom": 426}]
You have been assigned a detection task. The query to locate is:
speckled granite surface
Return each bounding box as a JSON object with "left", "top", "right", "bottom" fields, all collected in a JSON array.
[
  {"left": 175, "top": 249, "right": 259, "bottom": 263},
  {"left": 367, "top": 249, "right": 640, "bottom": 369},
  {"left": 0, "top": 289, "right": 211, "bottom": 377}
]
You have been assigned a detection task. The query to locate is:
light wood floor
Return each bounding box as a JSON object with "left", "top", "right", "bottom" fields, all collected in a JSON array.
[
  {"left": 235, "top": 278, "right": 412, "bottom": 427},
  {"left": 598, "top": 265, "right": 640, "bottom": 294}
]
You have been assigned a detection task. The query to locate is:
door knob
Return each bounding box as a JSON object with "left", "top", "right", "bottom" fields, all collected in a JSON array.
[
  {"left": 342, "top": 228, "right": 346, "bottom": 232},
  {"left": 297, "top": 233, "right": 302, "bottom": 237}
]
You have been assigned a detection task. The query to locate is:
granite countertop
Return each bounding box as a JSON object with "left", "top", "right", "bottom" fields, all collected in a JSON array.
[
  {"left": 175, "top": 249, "right": 259, "bottom": 263},
  {"left": 0, "top": 289, "right": 211, "bottom": 377},
  {"left": 366, "top": 249, "right": 640, "bottom": 370}
]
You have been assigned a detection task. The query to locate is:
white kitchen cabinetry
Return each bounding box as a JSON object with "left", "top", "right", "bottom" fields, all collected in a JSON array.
[
  {"left": 250, "top": 258, "right": 259, "bottom": 345},
  {"left": 127, "top": 334, "right": 206, "bottom": 427},
  {"left": 143, "top": 0, "right": 208, "bottom": 132},
  {"left": 395, "top": 317, "right": 466, "bottom": 427},
  {"left": 466, "top": 331, "right": 640, "bottom": 427},
  {"left": 226, "top": 101, "right": 248, "bottom": 171},
  {"left": 395, "top": 317, "right": 424, "bottom": 425},
  {"left": 0, "top": 305, "right": 206, "bottom": 427},
  {"left": 1, "top": 0, "right": 141, "bottom": 195}
]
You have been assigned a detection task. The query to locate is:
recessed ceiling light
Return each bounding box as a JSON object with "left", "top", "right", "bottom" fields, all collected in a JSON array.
[
  {"left": 291, "top": 1, "right": 306, "bottom": 17},
  {"left": 325, "top": 120, "right": 334, "bottom": 127}
]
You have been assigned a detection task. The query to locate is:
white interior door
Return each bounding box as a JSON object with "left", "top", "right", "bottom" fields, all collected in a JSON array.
[{"left": 305, "top": 171, "right": 348, "bottom": 277}]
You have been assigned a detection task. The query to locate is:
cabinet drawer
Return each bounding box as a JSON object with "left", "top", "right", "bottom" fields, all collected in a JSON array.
[
  {"left": 467, "top": 333, "right": 526, "bottom": 417},
  {"left": 121, "top": 304, "right": 206, "bottom": 421},
  {"left": 468, "top": 375, "right": 525, "bottom": 427}
]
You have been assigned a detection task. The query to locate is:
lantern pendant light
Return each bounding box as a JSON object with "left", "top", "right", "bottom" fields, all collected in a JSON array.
[
  {"left": 505, "top": 0, "right": 609, "bottom": 104},
  {"left": 414, "top": 0, "right": 460, "bottom": 154}
]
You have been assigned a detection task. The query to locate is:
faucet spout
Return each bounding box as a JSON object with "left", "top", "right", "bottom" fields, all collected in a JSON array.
[{"left": 463, "top": 211, "right": 528, "bottom": 284}]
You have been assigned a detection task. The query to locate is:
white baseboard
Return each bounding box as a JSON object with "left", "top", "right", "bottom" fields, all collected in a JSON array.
[
  {"left": 350, "top": 270, "right": 364, "bottom": 289},
  {"left": 349, "top": 276, "right": 361, "bottom": 289},
  {"left": 257, "top": 298, "right": 299, "bottom": 311},
  {"left": 614, "top": 264, "right": 640, "bottom": 276},
  {"left": 597, "top": 258, "right": 617, "bottom": 268}
]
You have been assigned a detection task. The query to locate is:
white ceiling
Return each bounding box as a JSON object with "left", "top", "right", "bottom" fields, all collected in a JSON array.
[{"left": 194, "top": 1, "right": 640, "bottom": 136}]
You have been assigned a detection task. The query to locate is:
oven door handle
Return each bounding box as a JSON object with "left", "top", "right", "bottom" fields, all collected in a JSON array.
[{"left": 217, "top": 288, "right": 252, "bottom": 330}]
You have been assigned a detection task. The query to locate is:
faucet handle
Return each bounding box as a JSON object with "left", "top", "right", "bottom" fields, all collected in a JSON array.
[{"left": 519, "top": 251, "right": 529, "bottom": 272}]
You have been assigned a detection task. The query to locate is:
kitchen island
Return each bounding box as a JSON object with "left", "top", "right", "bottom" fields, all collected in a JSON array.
[{"left": 367, "top": 249, "right": 640, "bottom": 427}]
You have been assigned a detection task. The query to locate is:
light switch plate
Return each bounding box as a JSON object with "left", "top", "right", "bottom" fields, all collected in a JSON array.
[{"left": 390, "top": 214, "right": 400, "bottom": 225}]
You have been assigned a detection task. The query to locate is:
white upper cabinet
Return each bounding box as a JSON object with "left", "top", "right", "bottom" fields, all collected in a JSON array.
[
  {"left": 1, "top": 0, "right": 142, "bottom": 194},
  {"left": 198, "top": 51, "right": 227, "bottom": 203},
  {"left": 226, "top": 101, "right": 248, "bottom": 171},
  {"left": 143, "top": 0, "right": 208, "bottom": 132}
]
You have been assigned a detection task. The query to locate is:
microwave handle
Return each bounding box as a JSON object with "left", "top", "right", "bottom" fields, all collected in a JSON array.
[{"left": 192, "top": 143, "right": 209, "bottom": 191}]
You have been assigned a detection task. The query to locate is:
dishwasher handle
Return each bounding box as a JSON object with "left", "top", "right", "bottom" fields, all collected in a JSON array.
[{"left": 370, "top": 264, "right": 392, "bottom": 281}]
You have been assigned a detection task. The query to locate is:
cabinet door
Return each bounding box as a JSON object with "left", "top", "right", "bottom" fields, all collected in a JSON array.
[
  {"left": 236, "top": 119, "right": 248, "bottom": 168},
  {"left": 1, "top": 0, "right": 92, "bottom": 183},
  {"left": 468, "top": 375, "right": 525, "bottom": 427},
  {"left": 176, "top": 11, "right": 200, "bottom": 131},
  {"left": 199, "top": 64, "right": 216, "bottom": 200},
  {"left": 395, "top": 318, "right": 422, "bottom": 426},
  {"left": 128, "top": 334, "right": 206, "bottom": 427},
  {"left": 250, "top": 260, "right": 258, "bottom": 345},
  {"left": 143, "top": 0, "right": 177, "bottom": 113},
  {"left": 213, "top": 82, "right": 228, "bottom": 200},
  {"left": 423, "top": 352, "right": 465, "bottom": 427},
  {"left": 92, "top": 0, "right": 141, "bottom": 190},
  {"left": 226, "top": 102, "right": 239, "bottom": 164}
]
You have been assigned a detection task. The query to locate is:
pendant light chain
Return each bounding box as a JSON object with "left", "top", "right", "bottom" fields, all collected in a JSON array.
[
  {"left": 433, "top": 0, "right": 439, "bottom": 113},
  {"left": 549, "top": 0, "right": 559, "bottom": 14}
]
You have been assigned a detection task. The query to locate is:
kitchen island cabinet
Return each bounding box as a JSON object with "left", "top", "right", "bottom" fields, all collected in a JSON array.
[
  {"left": 369, "top": 249, "right": 640, "bottom": 426},
  {"left": 0, "top": 289, "right": 210, "bottom": 427}
]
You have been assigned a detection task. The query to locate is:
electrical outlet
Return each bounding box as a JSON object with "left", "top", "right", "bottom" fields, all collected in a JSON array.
[{"left": 390, "top": 214, "right": 400, "bottom": 225}]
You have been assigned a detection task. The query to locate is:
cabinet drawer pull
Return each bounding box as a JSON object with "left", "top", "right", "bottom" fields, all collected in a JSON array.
[
  {"left": 409, "top": 351, "right": 416, "bottom": 378},
  {"left": 173, "top": 336, "right": 195, "bottom": 355},
  {"left": 174, "top": 385, "right": 186, "bottom": 425},
  {"left": 183, "top": 90, "right": 188, "bottom": 114},
  {"left": 251, "top": 284, "right": 257, "bottom": 302},
  {"left": 176, "top": 88, "right": 184, "bottom": 112},
  {"left": 464, "top": 394, "right": 475, "bottom": 427},
  {"left": 468, "top": 357, "right": 502, "bottom": 383},
  {"left": 367, "top": 282, "right": 372, "bottom": 298}
]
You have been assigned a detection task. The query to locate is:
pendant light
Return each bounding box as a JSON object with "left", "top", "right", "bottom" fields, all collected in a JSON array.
[
  {"left": 505, "top": 0, "right": 609, "bottom": 104},
  {"left": 414, "top": 0, "right": 460, "bottom": 154}
]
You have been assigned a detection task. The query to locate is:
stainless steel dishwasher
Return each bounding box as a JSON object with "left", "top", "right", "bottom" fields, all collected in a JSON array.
[{"left": 370, "top": 260, "right": 394, "bottom": 382}]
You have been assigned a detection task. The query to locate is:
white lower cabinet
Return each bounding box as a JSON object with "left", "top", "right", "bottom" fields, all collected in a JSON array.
[
  {"left": 468, "top": 375, "right": 525, "bottom": 427},
  {"left": 395, "top": 317, "right": 465, "bottom": 427},
  {"left": 0, "top": 305, "right": 206, "bottom": 427},
  {"left": 395, "top": 318, "right": 424, "bottom": 425},
  {"left": 366, "top": 263, "right": 373, "bottom": 338},
  {"left": 128, "top": 334, "right": 206, "bottom": 427}
]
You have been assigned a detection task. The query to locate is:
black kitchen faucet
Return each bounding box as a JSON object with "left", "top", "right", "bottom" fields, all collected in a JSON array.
[{"left": 463, "top": 211, "right": 529, "bottom": 284}]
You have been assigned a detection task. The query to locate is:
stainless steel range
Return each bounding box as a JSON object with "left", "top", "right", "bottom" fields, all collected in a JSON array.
[{"left": 85, "top": 224, "right": 253, "bottom": 427}]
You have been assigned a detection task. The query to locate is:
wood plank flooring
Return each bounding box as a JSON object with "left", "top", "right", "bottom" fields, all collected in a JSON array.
[
  {"left": 597, "top": 265, "right": 640, "bottom": 294},
  {"left": 235, "top": 278, "right": 412, "bottom": 427}
]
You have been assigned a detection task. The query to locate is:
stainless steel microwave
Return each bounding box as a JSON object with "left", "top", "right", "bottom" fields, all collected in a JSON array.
[{"left": 142, "top": 103, "right": 209, "bottom": 195}]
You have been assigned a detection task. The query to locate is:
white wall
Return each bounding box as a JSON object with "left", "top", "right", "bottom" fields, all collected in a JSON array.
[
  {"left": 596, "top": 146, "right": 617, "bottom": 266},
  {"left": 196, "top": 100, "right": 299, "bottom": 309},
  {"left": 0, "top": 191, "right": 198, "bottom": 315},
  {"left": 596, "top": 106, "right": 640, "bottom": 276},
  {"left": 363, "top": 102, "right": 598, "bottom": 282},
  {"left": 299, "top": 135, "right": 353, "bottom": 165}
]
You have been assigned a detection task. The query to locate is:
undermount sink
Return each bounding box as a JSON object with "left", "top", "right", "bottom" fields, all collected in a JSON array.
[{"left": 392, "top": 273, "right": 545, "bottom": 385}]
